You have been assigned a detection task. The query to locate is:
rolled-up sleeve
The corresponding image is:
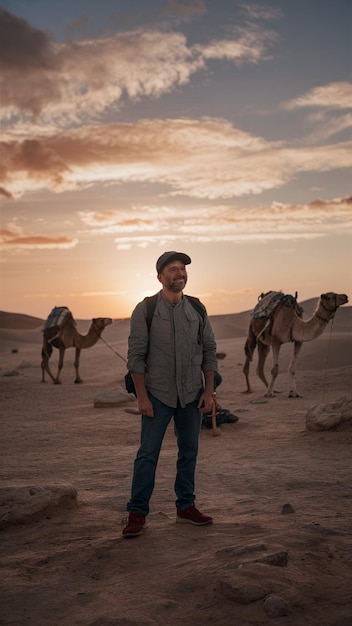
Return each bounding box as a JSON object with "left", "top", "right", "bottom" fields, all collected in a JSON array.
[{"left": 201, "top": 316, "right": 218, "bottom": 373}]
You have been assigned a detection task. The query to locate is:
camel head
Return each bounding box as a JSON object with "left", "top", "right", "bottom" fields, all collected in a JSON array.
[
  {"left": 320, "top": 292, "right": 348, "bottom": 312},
  {"left": 91, "top": 317, "right": 113, "bottom": 335}
]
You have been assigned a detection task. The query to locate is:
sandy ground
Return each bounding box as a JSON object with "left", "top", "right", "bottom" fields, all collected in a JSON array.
[{"left": 0, "top": 301, "right": 351, "bottom": 626}]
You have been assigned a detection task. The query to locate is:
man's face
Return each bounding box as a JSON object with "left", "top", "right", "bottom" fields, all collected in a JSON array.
[{"left": 158, "top": 261, "right": 188, "bottom": 292}]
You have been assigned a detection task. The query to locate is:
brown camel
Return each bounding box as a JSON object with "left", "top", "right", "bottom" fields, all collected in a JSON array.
[
  {"left": 41, "top": 309, "right": 113, "bottom": 384},
  {"left": 243, "top": 292, "right": 348, "bottom": 398}
]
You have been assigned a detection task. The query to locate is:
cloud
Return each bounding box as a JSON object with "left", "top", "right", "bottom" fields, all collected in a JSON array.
[
  {"left": 284, "top": 82, "right": 352, "bottom": 111},
  {"left": 78, "top": 195, "right": 352, "bottom": 244},
  {"left": 197, "top": 23, "right": 278, "bottom": 63},
  {"left": 2, "top": 118, "right": 352, "bottom": 199},
  {"left": 0, "top": 223, "right": 78, "bottom": 251},
  {"left": 240, "top": 3, "right": 282, "bottom": 21},
  {"left": 2, "top": 195, "right": 350, "bottom": 254},
  {"left": 0, "top": 8, "right": 54, "bottom": 70},
  {"left": 282, "top": 82, "right": 352, "bottom": 143},
  {"left": 0, "top": 138, "right": 71, "bottom": 195},
  {"left": 0, "top": 8, "right": 276, "bottom": 123},
  {"left": 0, "top": 8, "right": 61, "bottom": 118}
]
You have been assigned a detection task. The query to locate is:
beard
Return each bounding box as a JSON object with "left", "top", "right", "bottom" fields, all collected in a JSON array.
[{"left": 165, "top": 275, "right": 187, "bottom": 293}]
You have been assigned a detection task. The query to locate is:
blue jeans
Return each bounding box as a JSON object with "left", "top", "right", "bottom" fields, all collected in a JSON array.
[{"left": 127, "top": 391, "right": 202, "bottom": 517}]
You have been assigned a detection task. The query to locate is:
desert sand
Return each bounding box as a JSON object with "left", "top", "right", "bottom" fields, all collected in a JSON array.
[{"left": 0, "top": 298, "right": 351, "bottom": 626}]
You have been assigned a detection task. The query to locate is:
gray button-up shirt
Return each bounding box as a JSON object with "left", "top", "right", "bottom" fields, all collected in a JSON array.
[{"left": 127, "top": 291, "right": 218, "bottom": 408}]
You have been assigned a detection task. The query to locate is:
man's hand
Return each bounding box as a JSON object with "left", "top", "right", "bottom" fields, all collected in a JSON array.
[
  {"left": 198, "top": 370, "right": 216, "bottom": 414},
  {"left": 197, "top": 391, "right": 213, "bottom": 414},
  {"left": 131, "top": 372, "right": 154, "bottom": 417},
  {"left": 137, "top": 396, "right": 154, "bottom": 417}
]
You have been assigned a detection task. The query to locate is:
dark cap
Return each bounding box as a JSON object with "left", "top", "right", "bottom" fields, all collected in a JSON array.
[{"left": 156, "top": 251, "right": 191, "bottom": 273}]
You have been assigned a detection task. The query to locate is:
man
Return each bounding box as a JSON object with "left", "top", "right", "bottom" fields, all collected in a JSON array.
[{"left": 122, "top": 251, "right": 218, "bottom": 538}]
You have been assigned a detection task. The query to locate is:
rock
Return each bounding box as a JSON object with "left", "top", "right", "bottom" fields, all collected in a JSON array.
[
  {"left": 2, "top": 370, "right": 19, "bottom": 377},
  {"left": 218, "top": 576, "right": 268, "bottom": 604},
  {"left": 263, "top": 594, "right": 288, "bottom": 617},
  {"left": 94, "top": 387, "right": 136, "bottom": 408},
  {"left": 281, "top": 503, "right": 295, "bottom": 514},
  {"left": 0, "top": 485, "right": 77, "bottom": 529},
  {"left": 306, "top": 395, "right": 352, "bottom": 431}
]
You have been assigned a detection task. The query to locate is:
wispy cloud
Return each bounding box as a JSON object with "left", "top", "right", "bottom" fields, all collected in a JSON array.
[
  {"left": 0, "top": 223, "right": 78, "bottom": 250},
  {"left": 81, "top": 196, "right": 352, "bottom": 244},
  {"left": 198, "top": 24, "right": 278, "bottom": 63},
  {"left": 2, "top": 118, "right": 352, "bottom": 198},
  {"left": 282, "top": 82, "right": 352, "bottom": 143},
  {"left": 3, "top": 196, "right": 349, "bottom": 253},
  {"left": 240, "top": 3, "right": 283, "bottom": 21},
  {"left": 0, "top": 7, "right": 276, "bottom": 124},
  {"left": 284, "top": 82, "right": 352, "bottom": 111}
]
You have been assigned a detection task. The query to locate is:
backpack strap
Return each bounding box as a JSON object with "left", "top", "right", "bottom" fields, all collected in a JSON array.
[
  {"left": 185, "top": 295, "right": 206, "bottom": 324},
  {"left": 144, "top": 292, "right": 159, "bottom": 331}
]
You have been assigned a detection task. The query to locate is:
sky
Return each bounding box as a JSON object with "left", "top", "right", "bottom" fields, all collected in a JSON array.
[{"left": 0, "top": 0, "right": 351, "bottom": 320}]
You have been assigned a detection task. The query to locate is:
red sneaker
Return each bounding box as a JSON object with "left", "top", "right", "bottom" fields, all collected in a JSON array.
[
  {"left": 176, "top": 505, "right": 213, "bottom": 526},
  {"left": 122, "top": 511, "right": 146, "bottom": 538}
]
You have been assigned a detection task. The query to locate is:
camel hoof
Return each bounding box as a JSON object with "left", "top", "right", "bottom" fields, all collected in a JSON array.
[
  {"left": 241, "top": 390, "right": 253, "bottom": 394},
  {"left": 54, "top": 380, "right": 62, "bottom": 385},
  {"left": 74, "top": 380, "right": 83, "bottom": 384}
]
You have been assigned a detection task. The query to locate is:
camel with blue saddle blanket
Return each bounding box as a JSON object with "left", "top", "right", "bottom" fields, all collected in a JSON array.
[
  {"left": 41, "top": 307, "right": 113, "bottom": 384},
  {"left": 243, "top": 291, "right": 348, "bottom": 397}
]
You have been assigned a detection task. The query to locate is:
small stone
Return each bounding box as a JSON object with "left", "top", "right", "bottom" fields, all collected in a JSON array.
[
  {"left": 281, "top": 503, "right": 295, "bottom": 514},
  {"left": 263, "top": 594, "right": 288, "bottom": 617},
  {"left": 94, "top": 387, "right": 136, "bottom": 407}
]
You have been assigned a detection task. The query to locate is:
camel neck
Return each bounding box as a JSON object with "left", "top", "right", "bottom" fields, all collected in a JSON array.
[{"left": 315, "top": 311, "right": 334, "bottom": 324}]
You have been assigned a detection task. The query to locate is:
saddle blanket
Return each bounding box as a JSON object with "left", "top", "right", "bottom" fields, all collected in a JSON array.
[
  {"left": 252, "top": 291, "right": 285, "bottom": 319},
  {"left": 44, "top": 306, "right": 71, "bottom": 331}
]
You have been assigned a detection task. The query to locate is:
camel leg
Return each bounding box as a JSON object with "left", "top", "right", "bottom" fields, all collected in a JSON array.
[
  {"left": 288, "top": 341, "right": 302, "bottom": 397},
  {"left": 265, "top": 339, "right": 281, "bottom": 398},
  {"left": 41, "top": 344, "right": 56, "bottom": 383},
  {"left": 41, "top": 358, "right": 56, "bottom": 383},
  {"left": 74, "top": 348, "right": 83, "bottom": 383},
  {"left": 52, "top": 346, "right": 66, "bottom": 384},
  {"left": 256, "top": 341, "right": 270, "bottom": 390},
  {"left": 41, "top": 351, "right": 48, "bottom": 382},
  {"left": 243, "top": 355, "right": 253, "bottom": 393},
  {"left": 242, "top": 332, "right": 257, "bottom": 393}
]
